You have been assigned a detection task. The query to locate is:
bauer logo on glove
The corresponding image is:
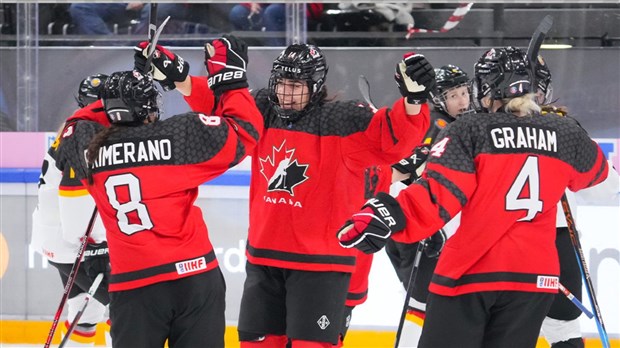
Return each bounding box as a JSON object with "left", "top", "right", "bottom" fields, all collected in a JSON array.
[
  {"left": 204, "top": 34, "right": 249, "bottom": 94},
  {"left": 337, "top": 192, "right": 406, "bottom": 254}
]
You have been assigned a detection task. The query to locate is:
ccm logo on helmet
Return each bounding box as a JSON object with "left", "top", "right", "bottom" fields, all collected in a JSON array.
[
  {"left": 208, "top": 71, "right": 244, "bottom": 87},
  {"left": 367, "top": 198, "right": 397, "bottom": 227}
]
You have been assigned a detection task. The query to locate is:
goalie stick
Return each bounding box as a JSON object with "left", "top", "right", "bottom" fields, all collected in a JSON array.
[
  {"left": 561, "top": 194, "right": 610, "bottom": 348},
  {"left": 58, "top": 273, "right": 105, "bottom": 348},
  {"left": 44, "top": 208, "right": 99, "bottom": 348}
]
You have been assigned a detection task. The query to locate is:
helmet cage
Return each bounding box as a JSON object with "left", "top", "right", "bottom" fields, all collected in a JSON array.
[
  {"left": 103, "top": 71, "right": 161, "bottom": 125},
  {"left": 430, "top": 65, "right": 473, "bottom": 117},
  {"left": 267, "top": 44, "right": 328, "bottom": 122}
]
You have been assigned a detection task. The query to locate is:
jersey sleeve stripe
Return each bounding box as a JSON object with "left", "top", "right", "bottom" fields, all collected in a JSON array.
[
  {"left": 426, "top": 169, "right": 468, "bottom": 206},
  {"left": 586, "top": 153, "right": 609, "bottom": 187}
]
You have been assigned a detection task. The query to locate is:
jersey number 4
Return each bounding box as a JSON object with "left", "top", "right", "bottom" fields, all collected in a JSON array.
[
  {"left": 104, "top": 173, "right": 154, "bottom": 235},
  {"left": 506, "top": 156, "right": 543, "bottom": 221}
]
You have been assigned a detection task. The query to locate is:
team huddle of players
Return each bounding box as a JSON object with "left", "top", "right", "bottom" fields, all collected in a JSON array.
[{"left": 31, "top": 33, "right": 615, "bottom": 348}]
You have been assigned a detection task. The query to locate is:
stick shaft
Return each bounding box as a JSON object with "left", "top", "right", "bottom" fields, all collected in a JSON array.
[{"left": 44, "top": 208, "right": 98, "bottom": 348}]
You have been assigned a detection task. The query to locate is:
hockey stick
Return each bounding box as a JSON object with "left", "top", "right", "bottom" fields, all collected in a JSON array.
[
  {"left": 558, "top": 282, "right": 593, "bottom": 319},
  {"left": 358, "top": 75, "right": 378, "bottom": 112},
  {"left": 142, "top": 3, "right": 171, "bottom": 75},
  {"left": 44, "top": 207, "right": 99, "bottom": 348},
  {"left": 525, "top": 15, "right": 553, "bottom": 66},
  {"left": 394, "top": 240, "right": 426, "bottom": 348},
  {"left": 58, "top": 273, "right": 105, "bottom": 348},
  {"left": 560, "top": 194, "right": 610, "bottom": 348}
]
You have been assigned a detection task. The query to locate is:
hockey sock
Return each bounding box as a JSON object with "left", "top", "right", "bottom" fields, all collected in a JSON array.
[
  {"left": 240, "top": 334, "right": 288, "bottom": 348},
  {"left": 290, "top": 339, "right": 333, "bottom": 348}
]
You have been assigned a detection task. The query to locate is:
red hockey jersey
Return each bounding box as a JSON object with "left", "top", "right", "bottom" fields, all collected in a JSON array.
[
  {"left": 185, "top": 77, "right": 429, "bottom": 273},
  {"left": 392, "top": 112, "right": 608, "bottom": 296},
  {"left": 55, "top": 88, "right": 263, "bottom": 291}
]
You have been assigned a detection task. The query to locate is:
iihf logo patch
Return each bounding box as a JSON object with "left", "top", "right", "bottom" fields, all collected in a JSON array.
[
  {"left": 536, "top": 275, "right": 559, "bottom": 289},
  {"left": 175, "top": 256, "right": 207, "bottom": 275}
]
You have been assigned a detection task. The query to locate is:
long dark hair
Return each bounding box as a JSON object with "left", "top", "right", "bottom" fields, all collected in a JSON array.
[{"left": 85, "top": 125, "right": 121, "bottom": 185}]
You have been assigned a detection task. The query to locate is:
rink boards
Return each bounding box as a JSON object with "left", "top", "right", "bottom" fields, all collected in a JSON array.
[{"left": 0, "top": 132, "right": 618, "bottom": 346}]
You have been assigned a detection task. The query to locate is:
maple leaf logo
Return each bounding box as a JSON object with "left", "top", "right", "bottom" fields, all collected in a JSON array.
[{"left": 259, "top": 140, "right": 309, "bottom": 195}]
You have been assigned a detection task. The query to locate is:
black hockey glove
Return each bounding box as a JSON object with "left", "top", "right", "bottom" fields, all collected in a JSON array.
[
  {"left": 423, "top": 229, "right": 447, "bottom": 258},
  {"left": 337, "top": 192, "right": 406, "bottom": 254},
  {"left": 82, "top": 241, "right": 110, "bottom": 279},
  {"left": 395, "top": 53, "right": 436, "bottom": 105},
  {"left": 392, "top": 144, "right": 431, "bottom": 185},
  {"left": 204, "top": 34, "right": 249, "bottom": 95},
  {"left": 134, "top": 41, "right": 190, "bottom": 91}
]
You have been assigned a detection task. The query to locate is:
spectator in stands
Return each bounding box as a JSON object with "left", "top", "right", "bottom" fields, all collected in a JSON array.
[
  {"left": 228, "top": 3, "right": 323, "bottom": 46},
  {"left": 69, "top": 2, "right": 188, "bottom": 36},
  {"left": 69, "top": 3, "right": 142, "bottom": 35}
]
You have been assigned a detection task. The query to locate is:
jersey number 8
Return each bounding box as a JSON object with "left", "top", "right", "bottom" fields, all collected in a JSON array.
[{"left": 104, "top": 173, "right": 154, "bottom": 235}]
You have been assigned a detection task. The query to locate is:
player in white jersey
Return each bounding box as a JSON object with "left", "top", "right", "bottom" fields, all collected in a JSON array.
[{"left": 31, "top": 74, "right": 111, "bottom": 347}]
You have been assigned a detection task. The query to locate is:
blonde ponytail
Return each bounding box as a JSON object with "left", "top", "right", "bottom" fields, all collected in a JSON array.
[{"left": 503, "top": 93, "right": 541, "bottom": 117}]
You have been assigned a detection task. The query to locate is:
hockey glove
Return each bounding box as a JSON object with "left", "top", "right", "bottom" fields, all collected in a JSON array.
[
  {"left": 395, "top": 53, "right": 436, "bottom": 105},
  {"left": 134, "top": 41, "right": 190, "bottom": 91},
  {"left": 337, "top": 192, "right": 406, "bottom": 254},
  {"left": 82, "top": 241, "right": 110, "bottom": 279},
  {"left": 424, "top": 229, "right": 447, "bottom": 258},
  {"left": 392, "top": 144, "right": 431, "bottom": 185},
  {"left": 204, "top": 34, "right": 249, "bottom": 95}
]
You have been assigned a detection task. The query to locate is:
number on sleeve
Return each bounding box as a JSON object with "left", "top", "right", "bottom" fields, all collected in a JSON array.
[
  {"left": 104, "top": 173, "right": 153, "bottom": 235},
  {"left": 505, "top": 156, "right": 543, "bottom": 221},
  {"left": 430, "top": 137, "right": 450, "bottom": 158}
]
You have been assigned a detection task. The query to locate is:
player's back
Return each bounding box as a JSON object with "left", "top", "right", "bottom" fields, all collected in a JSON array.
[
  {"left": 426, "top": 111, "right": 608, "bottom": 295},
  {"left": 56, "top": 111, "right": 252, "bottom": 291}
]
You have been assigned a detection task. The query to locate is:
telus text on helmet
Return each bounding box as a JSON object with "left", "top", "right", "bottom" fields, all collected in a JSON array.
[{"left": 274, "top": 65, "right": 301, "bottom": 74}]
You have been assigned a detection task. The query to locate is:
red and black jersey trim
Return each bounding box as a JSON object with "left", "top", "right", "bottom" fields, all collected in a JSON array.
[
  {"left": 347, "top": 289, "right": 368, "bottom": 301},
  {"left": 385, "top": 109, "right": 399, "bottom": 145},
  {"left": 247, "top": 244, "right": 356, "bottom": 267},
  {"left": 418, "top": 179, "right": 451, "bottom": 224},
  {"left": 109, "top": 251, "right": 216, "bottom": 284},
  {"left": 431, "top": 271, "right": 554, "bottom": 288},
  {"left": 426, "top": 169, "right": 468, "bottom": 206},
  {"left": 587, "top": 155, "right": 608, "bottom": 187}
]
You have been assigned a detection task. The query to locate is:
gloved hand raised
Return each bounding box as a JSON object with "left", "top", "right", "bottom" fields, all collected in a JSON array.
[
  {"left": 395, "top": 53, "right": 436, "bottom": 104},
  {"left": 337, "top": 192, "right": 406, "bottom": 254},
  {"left": 204, "top": 34, "right": 249, "bottom": 95},
  {"left": 134, "top": 41, "right": 190, "bottom": 91},
  {"left": 392, "top": 144, "right": 431, "bottom": 185},
  {"left": 82, "top": 241, "right": 110, "bottom": 279}
]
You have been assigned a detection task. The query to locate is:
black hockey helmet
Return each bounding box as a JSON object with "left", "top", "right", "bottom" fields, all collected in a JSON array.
[
  {"left": 102, "top": 70, "right": 161, "bottom": 125},
  {"left": 533, "top": 54, "right": 553, "bottom": 105},
  {"left": 268, "top": 43, "right": 328, "bottom": 122},
  {"left": 430, "top": 65, "right": 473, "bottom": 116},
  {"left": 473, "top": 47, "right": 534, "bottom": 111},
  {"left": 76, "top": 74, "right": 108, "bottom": 108}
]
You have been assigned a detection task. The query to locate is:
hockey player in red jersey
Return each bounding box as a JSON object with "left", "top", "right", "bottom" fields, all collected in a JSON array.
[
  {"left": 338, "top": 46, "right": 608, "bottom": 347},
  {"left": 134, "top": 38, "right": 434, "bottom": 347},
  {"left": 54, "top": 36, "right": 263, "bottom": 347},
  {"left": 31, "top": 74, "right": 111, "bottom": 347}
]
